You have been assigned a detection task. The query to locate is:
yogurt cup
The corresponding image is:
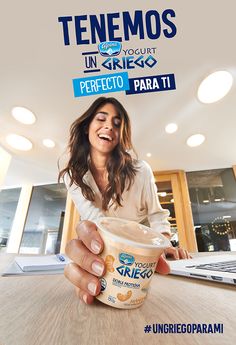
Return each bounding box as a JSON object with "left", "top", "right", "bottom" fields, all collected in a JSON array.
[{"left": 95, "top": 217, "right": 171, "bottom": 309}]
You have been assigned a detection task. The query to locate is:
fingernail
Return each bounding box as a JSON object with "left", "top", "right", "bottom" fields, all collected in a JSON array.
[
  {"left": 88, "top": 282, "right": 97, "bottom": 295},
  {"left": 92, "top": 261, "right": 104, "bottom": 276},
  {"left": 83, "top": 294, "right": 88, "bottom": 304},
  {"left": 91, "top": 240, "right": 101, "bottom": 254}
]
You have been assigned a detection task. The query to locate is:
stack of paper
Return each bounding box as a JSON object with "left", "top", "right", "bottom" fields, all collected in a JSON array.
[{"left": 1, "top": 254, "right": 71, "bottom": 276}]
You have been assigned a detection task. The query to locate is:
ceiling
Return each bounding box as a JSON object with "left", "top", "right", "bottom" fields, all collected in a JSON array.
[{"left": 1, "top": 0, "right": 236, "bottom": 187}]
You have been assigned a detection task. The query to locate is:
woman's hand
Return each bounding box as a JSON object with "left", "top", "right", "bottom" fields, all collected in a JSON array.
[
  {"left": 154, "top": 246, "right": 191, "bottom": 275},
  {"left": 154, "top": 247, "right": 191, "bottom": 275},
  {"left": 161, "top": 232, "right": 192, "bottom": 260},
  {"left": 64, "top": 222, "right": 190, "bottom": 305},
  {"left": 155, "top": 255, "right": 171, "bottom": 274},
  {"left": 64, "top": 220, "right": 105, "bottom": 305},
  {"left": 164, "top": 246, "right": 192, "bottom": 260}
]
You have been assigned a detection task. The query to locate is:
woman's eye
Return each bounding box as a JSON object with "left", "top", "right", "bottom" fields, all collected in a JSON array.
[
  {"left": 97, "top": 117, "right": 105, "bottom": 121},
  {"left": 114, "top": 120, "right": 121, "bottom": 128}
]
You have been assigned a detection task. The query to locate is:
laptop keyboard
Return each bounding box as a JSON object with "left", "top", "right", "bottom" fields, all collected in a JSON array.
[{"left": 186, "top": 260, "right": 236, "bottom": 273}]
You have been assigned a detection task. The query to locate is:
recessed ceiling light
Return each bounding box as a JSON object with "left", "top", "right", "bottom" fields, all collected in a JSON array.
[
  {"left": 197, "top": 71, "right": 233, "bottom": 104},
  {"left": 146, "top": 152, "right": 152, "bottom": 157},
  {"left": 43, "top": 139, "right": 55, "bottom": 148},
  {"left": 187, "top": 134, "right": 205, "bottom": 147},
  {"left": 11, "top": 107, "right": 36, "bottom": 124},
  {"left": 6, "top": 134, "right": 33, "bottom": 151},
  {"left": 165, "top": 123, "right": 178, "bottom": 134}
]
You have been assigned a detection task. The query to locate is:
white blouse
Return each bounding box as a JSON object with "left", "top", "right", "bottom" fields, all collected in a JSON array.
[{"left": 65, "top": 160, "right": 170, "bottom": 234}]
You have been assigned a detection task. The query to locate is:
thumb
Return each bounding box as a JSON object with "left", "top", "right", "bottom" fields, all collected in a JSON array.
[{"left": 155, "top": 255, "right": 170, "bottom": 275}]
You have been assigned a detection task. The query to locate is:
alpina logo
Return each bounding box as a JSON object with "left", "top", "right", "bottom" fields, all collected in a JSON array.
[
  {"left": 119, "top": 253, "right": 135, "bottom": 266},
  {"left": 98, "top": 41, "right": 122, "bottom": 57}
]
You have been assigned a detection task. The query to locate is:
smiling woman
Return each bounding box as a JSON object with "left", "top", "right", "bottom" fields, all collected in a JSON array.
[
  {"left": 58, "top": 97, "right": 190, "bottom": 306},
  {"left": 59, "top": 97, "right": 137, "bottom": 211}
]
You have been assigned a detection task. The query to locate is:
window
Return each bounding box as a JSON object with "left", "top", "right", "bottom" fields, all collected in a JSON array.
[
  {"left": 19, "top": 183, "right": 67, "bottom": 254},
  {"left": 0, "top": 188, "right": 21, "bottom": 252},
  {"left": 187, "top": 168, "right": 236, "bottom": 252}
]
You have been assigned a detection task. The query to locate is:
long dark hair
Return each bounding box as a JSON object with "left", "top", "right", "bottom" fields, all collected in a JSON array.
[{"left": 58, "top": 97, "right": 138, "bottom": 210}]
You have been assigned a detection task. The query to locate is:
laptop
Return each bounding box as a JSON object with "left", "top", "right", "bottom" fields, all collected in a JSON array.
[{"left": 168, "top": 254, "right": 236, "bottom": 285}]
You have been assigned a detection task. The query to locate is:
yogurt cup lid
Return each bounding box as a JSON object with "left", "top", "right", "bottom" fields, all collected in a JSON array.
[{"left": 95, "top": 217, "right": 171, "bottom": 249}]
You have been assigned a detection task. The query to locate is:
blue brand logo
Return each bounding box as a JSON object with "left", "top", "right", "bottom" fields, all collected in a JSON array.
[
  {"left": 98, "top": 41, "right": 122, "bottom": 56},
  {"left": 119, "top": 253, "right": 135, "bottom": 266}
]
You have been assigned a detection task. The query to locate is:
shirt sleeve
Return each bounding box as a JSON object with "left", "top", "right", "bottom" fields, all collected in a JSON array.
[
  {"left": 64, "top": 173, "right": 104, "bottom": 222},
  {"left": 142, "top": 161, "right": 171, "bottom": 234}
]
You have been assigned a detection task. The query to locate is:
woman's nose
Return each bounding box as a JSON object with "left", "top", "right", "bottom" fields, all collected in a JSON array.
[{"left": 104, "top": 121, "right": 113, "bottom": 130}]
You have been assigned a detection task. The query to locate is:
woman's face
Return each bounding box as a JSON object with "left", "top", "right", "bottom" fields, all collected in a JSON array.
[{"left": 88, "top": 103, "right": 122, "bottom": 156}]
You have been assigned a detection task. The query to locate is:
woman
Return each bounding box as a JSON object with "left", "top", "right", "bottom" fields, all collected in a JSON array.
[{"left": 59, "top": 97, "right": 190, "bottom": 305}]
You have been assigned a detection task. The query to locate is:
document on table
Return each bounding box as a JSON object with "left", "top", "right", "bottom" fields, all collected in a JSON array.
[{"left": 1, "top": 254, "right": 71, "bottom": 276}]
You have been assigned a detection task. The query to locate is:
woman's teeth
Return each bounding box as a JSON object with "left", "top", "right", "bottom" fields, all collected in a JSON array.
[{"left": 98, "top": 134, "right": 112, "bottom": 141}]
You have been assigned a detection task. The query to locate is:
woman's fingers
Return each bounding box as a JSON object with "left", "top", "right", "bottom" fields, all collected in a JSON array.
[
  {"left": 76, "top": 220, "right": 104, "bottom": 255},
  {"left": 64, "top": 262, "right": 101, "bottom": 297},
  {"left": 164, "top": 246, "right": 180, "bottom": 260},
  {"left": 76, "top": 287, "right": 95, "bottom": 305},
  {"left": 65, "top": 239, "right": 105, "bottom": 277},
  {"left": 164, "top": 246, "right": 192, "bottom": 260},
  {"left": 177, "top": 247, "right": 187, "bottom": 259},
  {"left": 155, "top": 255, "right": 170, "bottom": 275},
  {"left": 177, "top": 248, "right": 192, "bottom": 259},
  {"left": 185, "top": 249, "right": 192, "bottom": 259},
  {"left": 64, "top": 220, "right": 106, "bottom": 304}
]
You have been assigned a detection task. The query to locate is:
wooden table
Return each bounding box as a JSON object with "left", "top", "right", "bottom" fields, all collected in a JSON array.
[{"left": 0, "top": 253, "right": 235, "bottom": 345}]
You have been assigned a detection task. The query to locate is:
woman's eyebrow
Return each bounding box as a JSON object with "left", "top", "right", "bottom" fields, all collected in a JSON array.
[{"left": 96, "top": 111, "right": 108, "bottom": 115}]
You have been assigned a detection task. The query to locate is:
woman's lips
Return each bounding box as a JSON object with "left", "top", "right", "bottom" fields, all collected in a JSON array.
[{"left": 98, "top": 133, "right": 113, "bottom": 141}]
